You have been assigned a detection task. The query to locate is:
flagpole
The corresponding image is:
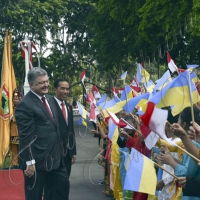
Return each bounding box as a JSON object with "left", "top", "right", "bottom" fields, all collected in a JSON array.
[
  {"left": 153, "top": 162, "right": 179, "bottom": 180},
  {"left": 187, "top": 70, "right": 196, "bottom": 141}
]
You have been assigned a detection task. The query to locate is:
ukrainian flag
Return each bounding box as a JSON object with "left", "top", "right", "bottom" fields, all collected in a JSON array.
[
  {"left": 136, "top": 63, "right": 150, "bottom": 83},
  {"left": 149, "top": 71, "right": 200, "bottom": 110},
  {"left": 98, "top": 97, "right": 123, "bottom": 117},
  {"left": 143, "top": 80, "right": 155, "bottom": 93},
  {"left": 117, "top": 93, "right": 149, "bottom": 114},
  {"left": 108, "top": 120, "right": 119, "bottom": 144},
  {"left": 120, "top": 85, "right": 134, "bottom": 101},
  {"left": 77, "top": 102, "right": 87, "bottom": 119},
  {"left": 120, "top": 71, "right": 127, "bottom": 80},
  {"left": 124, "top": 148, "right": 156, "bottom": 195},
  {"left": 154, "top": 70, "right": 172, "bottom": 91}
]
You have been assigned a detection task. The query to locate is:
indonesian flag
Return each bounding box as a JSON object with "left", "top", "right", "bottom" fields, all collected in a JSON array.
[
  {"left": 80, "top": 70, "right": 86, "bottom": 83},
  {"left": 195, "top": 82, "right": 200, "bottom": 96},
  {"left": 20, "top": 40, "right": 39, "bottom": 69},
  {"left": 84, "top": 94, "right": 90, "bottom": 105},
  {"left": 141, "top": 62, "right": 145, "bottom": 68},
  {"left": 89, "top": 106, "right": 96, "bottom": 122},
  {"left": 107, "top": 111, "right": 133, "bottom": 129},
  {"left": 140, "top": 102, "right": 174, "bottom": 145},
  {"left": 140, "top": 124, "right": 159, "bottom": 150},
  {"left": 117, "top": 87, "right": 124, "bottom": 94},
  {"left": 166, "top": 51, "right": 178, "bottom": 73},
  {"left": 92, "top": 85, "right": 101, "bottom": 99},
  {"left": 131, "top": 77, "right": 139, "bottom": 87},
  {"left": 177, "top": 68, "right": 185, "bottom": 73},
  {"left": 112, "top": 87, "right": 118, "bottom": 97},
  {"left": 130, "top": 85, "right": 141, "bottom": 93},
  {"left": 87, "top": 91, "right": 96, "bottom": 107}
]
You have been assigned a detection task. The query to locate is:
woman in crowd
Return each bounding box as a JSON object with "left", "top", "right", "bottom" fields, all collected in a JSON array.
[{"left": 156, "top": 109, "right": 181, "bottom": 200}]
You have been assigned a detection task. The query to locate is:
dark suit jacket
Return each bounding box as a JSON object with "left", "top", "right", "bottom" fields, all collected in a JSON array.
[
  {"left": 53, "top": 99, "right": 77, "bottom": 160},
  {"left": 15, "top": 91, "right": 62, "bottom": 171}
]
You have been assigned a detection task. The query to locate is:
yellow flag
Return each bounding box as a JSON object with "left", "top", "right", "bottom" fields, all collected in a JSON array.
[
  {"left": 82, "top": 119, "right": 87, "bottom": 127},
  {"left": 0, "top": 31, "right": 17, "bottom": 166}
]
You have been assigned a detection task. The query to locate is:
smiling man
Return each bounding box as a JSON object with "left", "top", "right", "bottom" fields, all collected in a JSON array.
[
  {"left": 15, "top": 68, "right": 69, "bottom": 200},
  {"left": 53, "top": 78, "right": 77, "bottom": 178}
]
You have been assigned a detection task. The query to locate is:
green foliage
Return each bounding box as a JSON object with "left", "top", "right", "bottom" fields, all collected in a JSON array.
[{"left": 1, "top": 0, "right": 200, "bottom": 93}]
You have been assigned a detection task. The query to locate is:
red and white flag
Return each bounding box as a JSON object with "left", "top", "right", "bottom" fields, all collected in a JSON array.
[
  {"left": 80, "top": 70, "right": 86, "bottom": 83},
  {"left": 177, "top": 68, "right": 185, "bottom": 73},
  {"left": 117, "top": 87, "right": 124, "bottom": 94},
  {"left": 89, "top": 106, "right": 96, "bottom": 122},
  {"left": 140, "top": 124, "right": 159, "bottom": 150},
  {"left": 92, "top": 85, "right": 101, "bottom": 99},
  {"left": 130, "top": 85, "right": 141, "bottom": 94},
  {"left": 87, "top": 91, "right": 96, "bottom": 107},
  {"left": 140, "top": 102, "right": 167, "bottom": 137},
  {"left": 112, "top": 87, "right": 118, "bottom": 97},
  {"left": 107, "top": 111, "right": 133, "bottom": 129},
  {"left": 166, "top": 51, "right": 178, "bottom": 73},
  {"left": 140, "top": 102, "right": 174, "bottom": 145},
  {"left": 131, "top": 77, "right": 139, "bottom": 87}
]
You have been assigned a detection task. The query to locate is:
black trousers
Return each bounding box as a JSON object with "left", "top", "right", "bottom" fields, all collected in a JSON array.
[
  {"left": 65, "top": 153, "right": 72, "bottom": 177},
  {"left": 24, "top": 165, "right": 69, "bottom": 200}
]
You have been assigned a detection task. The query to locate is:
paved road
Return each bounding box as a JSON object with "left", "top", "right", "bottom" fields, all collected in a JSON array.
[{"left": 69, "top": 116, "right": 106, "bottom": 200}]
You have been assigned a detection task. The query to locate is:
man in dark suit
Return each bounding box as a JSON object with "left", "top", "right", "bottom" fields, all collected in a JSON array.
[
  {"left": 15, "top": 68, "right": 69, "bottom": 200},
  {"left": 53, "top": 78, "right": 77, "bottom": 177}
]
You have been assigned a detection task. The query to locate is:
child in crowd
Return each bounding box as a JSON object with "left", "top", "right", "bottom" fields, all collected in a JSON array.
[{"left": 159, "top": 106, "right": 200, "bottom": 200}]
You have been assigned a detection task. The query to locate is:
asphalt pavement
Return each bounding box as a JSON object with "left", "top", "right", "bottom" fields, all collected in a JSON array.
[{"left": 69, "top": 116, "right": 107, "bottom": 200}]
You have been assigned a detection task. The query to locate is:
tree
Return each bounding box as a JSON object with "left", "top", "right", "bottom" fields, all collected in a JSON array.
[{"left": 0, "top": 0, "right": 67, "bottom": 87}]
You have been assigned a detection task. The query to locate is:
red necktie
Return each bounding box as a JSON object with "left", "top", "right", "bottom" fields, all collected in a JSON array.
[
  {"left": 41, "top": 96, "right": 54, "bottom": 120},
  {"left": 61, "top": 102, "right": 67, "bottom": 122}
]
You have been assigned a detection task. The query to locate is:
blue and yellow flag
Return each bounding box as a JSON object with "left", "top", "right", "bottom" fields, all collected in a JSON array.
[
  {"left": 136, "top": 63, "right": 150, "bottom": 83},
  {"left": 77, "top": 102, "right": 87, "bottom": 119},
  {"left": 120, "top": 85, "right": 133, "bottom": 101},
  {"left": 78, "top": 118, "right": 87, "bottom": 127},
  {"left": 118, "top": 93, "right": 149, "bottom": 114},
  {"left": 149, "top": 71, "right": 200, "bottom": 110},
  {"left": 124, "top": 148, "right": 156, "bottom": 195},
  {"left": 108, "top": 120, "right": 119, "bottom": 144},
  {"left": 120, "top": 71, "right": 127, "bottom": 80}
]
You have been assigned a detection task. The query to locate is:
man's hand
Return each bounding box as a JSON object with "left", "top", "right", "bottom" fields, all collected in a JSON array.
[
  {"left": 71, "top": 155, "right": 76, "bottom": 164},
  {"left": 24, "top": 164, "right": 35, "bottom": 178}
]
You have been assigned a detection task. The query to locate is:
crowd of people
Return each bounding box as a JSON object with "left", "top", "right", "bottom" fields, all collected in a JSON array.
[
  {"left": 8, "top": 66, "right": 200, "bottom": 200},
  {"left": 89, "top": 105, "right": 200, "bottom": 200}
]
